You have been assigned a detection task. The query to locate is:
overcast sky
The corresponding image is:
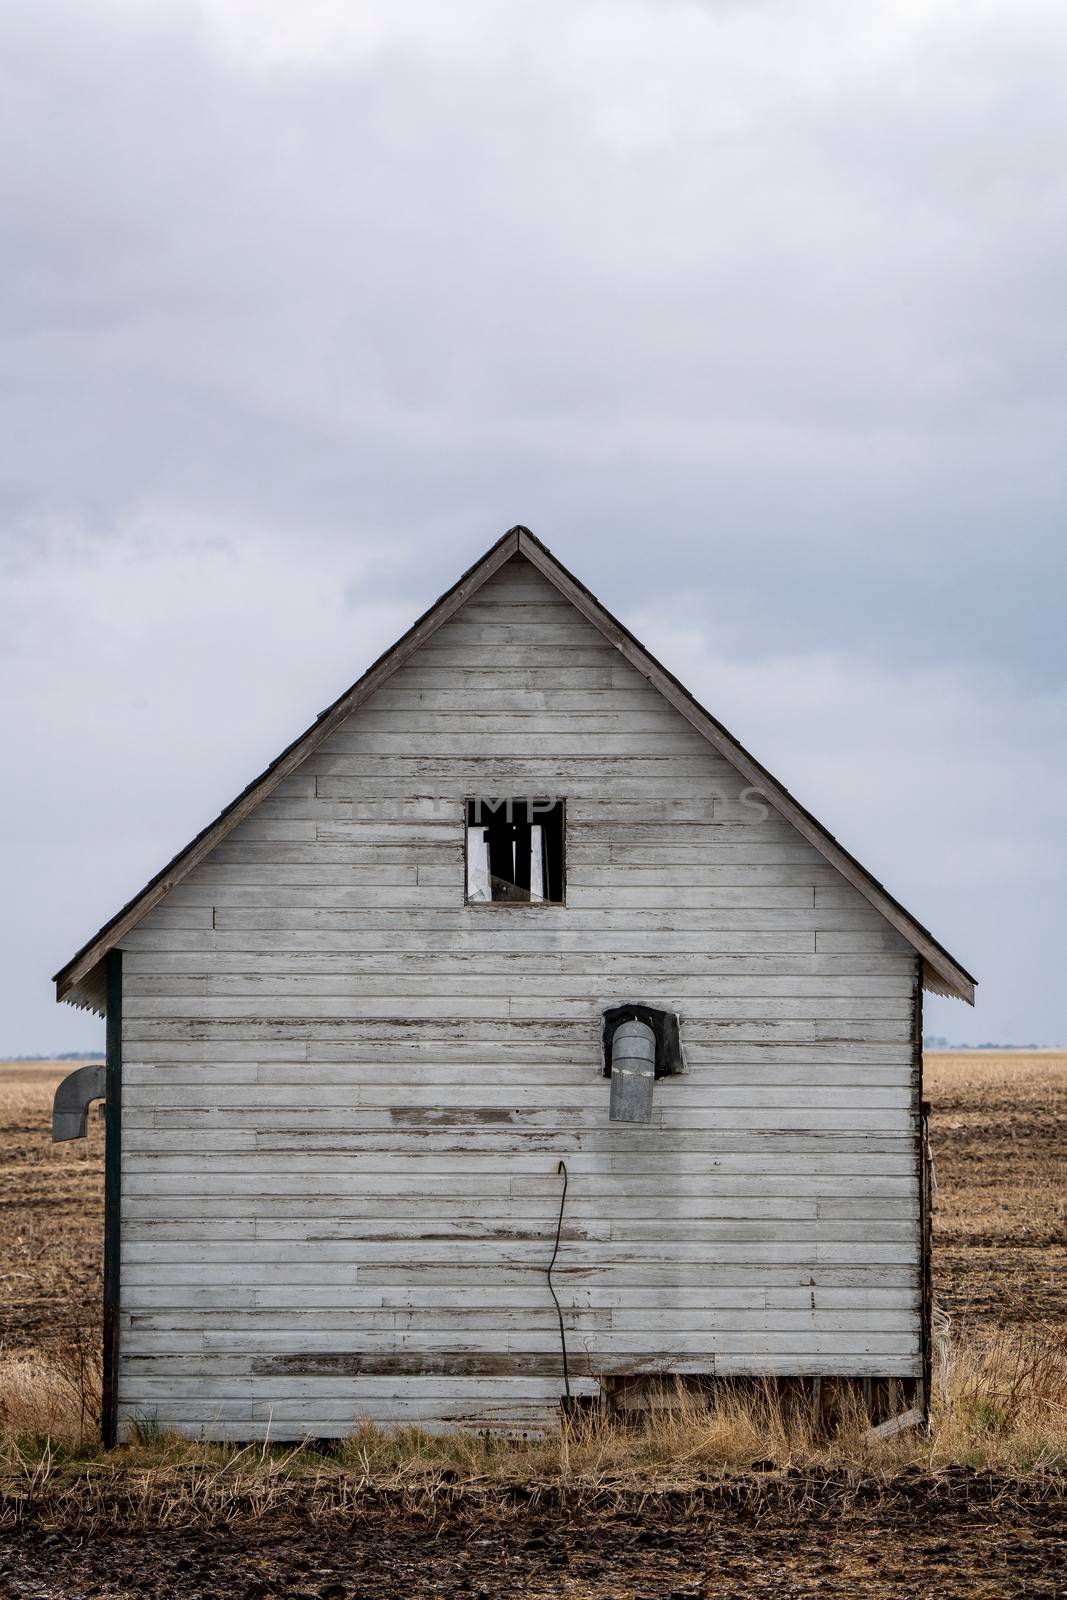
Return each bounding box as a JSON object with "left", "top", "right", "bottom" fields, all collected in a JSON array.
[{"left": 3, "top": 0, "right": 1065, "bottom": 1053}]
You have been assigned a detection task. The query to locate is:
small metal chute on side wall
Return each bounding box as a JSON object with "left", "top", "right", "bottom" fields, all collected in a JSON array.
[
  {"left": 52, "top": 1063, "right": 106, "bottom": 1142},
  {"left": 608, "top": 1017, "right": 657, "bottom": 1123},
  {"left": 604, "top": 1003, "right": 687, "bottom": 1123}
]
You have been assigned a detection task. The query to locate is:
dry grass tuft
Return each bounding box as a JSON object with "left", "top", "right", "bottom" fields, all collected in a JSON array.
[
  {"left": 927, "top": 1323, "right": 1067, "bottom": 1472},
  {"left": 0, "top": 1325, "right": 101, "bottom": 1453},
  {"left": 1, "top": 1325, "right": 1063, "bottom": 1532}
]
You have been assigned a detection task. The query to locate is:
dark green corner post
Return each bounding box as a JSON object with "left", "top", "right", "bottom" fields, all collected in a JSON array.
[
  {"left": 102, "top": 948, "right": 123, "bottom": 1449},
  {"left": 913, "top": 955, "right": 932, "bottom": 1429}
]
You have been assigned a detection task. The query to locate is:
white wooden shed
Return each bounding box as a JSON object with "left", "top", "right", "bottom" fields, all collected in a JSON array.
[{"left": 54, "top": 527, "right": 974, "bottom": 1443}]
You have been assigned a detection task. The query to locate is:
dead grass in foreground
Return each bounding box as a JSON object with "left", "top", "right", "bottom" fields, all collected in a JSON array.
[{"left": 0, "top": 1324, "right": 1064, "bottom": 1530}]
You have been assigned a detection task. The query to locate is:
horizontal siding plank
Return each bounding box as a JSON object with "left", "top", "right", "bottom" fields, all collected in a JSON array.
[
  {"left": 343, "top": 1038, "right": 906, "bottom": 1062},
  {"left": 123, "top": 1030, "right": 908, "bottom": 1056},
  {"left": 120, "top": 970, "right": 914, "bottom": 1002},
  {"left": 119, "top": 1199, "right": 916, "bottom": 1240},
  {"left": 203, "top": 929, "right": 823, "bottom": 954},
  {"left": 119, "top": 1283, "right": 917, "bottom": 1317},
  {"left": 122, "top": 1263, "right": 917, "bottom": 1299},
  {"left": 121, "top": 1060, "right": 911, "bottom": 1088},
  {"left": 119, "top": 1332, "right": 918, "bottom": 1380},
  {"left": 320, "top": 732, "right": 712, "bottom": 757},
  {"left": 331, "top": 708, "right": 711, "bottom": 735},
  {"left": 166, "top": 883, "right": 852, "bottom": 911},
  {"left": 119, "top": 1094, "right": 913, "bottom": 1127},
  {"left": 121, "top": 1172, "right": 916, "bottom": 1202},
  {"left": 126, "top": 866, "right": 892, "bottom": 896},
  {"left": 199, "top": 905, "right": 880, "bottom": 928},
  {"left": 119, "top": 1222, "right": 916, "bottom": 1266},
  {"left": 121, "top": 1185, "right": 917, "bottom": 1213},
  {"left": 120, "top": 1184, "right": 916, "bottom": 1224},
  {"left": 123, "top": 1038, "right": 912, "bottom": 1066},
  {"left": 118, "top": 1341, "right": 918, "bottom": 1401},
  {"left": 120, "top": 1312, "right": 919, "bottom": 1353},
  {"left": 123, "top": 949, "right": 914, "bottom": 982},
  {"left": 122, "top": 993, "right": 912, "bottom": 1022},
  {"left": 119, "top": 1245, "right": 916, "bottom": 1285},
  {"left": 310, "top": 753, "right": 771, "bottom": 782},
  {"left": 372, "top": 666, "right": 616, "bottom": 690},
  {"left": 366, "top": 688, "right": 665, "bottom": 713}
]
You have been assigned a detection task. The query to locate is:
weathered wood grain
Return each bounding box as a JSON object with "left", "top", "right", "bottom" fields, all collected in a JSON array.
[{"left": 115, "top": 555, "right": 925, "bottom": 1437}]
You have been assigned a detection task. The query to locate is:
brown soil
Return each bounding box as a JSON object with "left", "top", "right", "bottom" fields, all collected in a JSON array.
[{"left": 2, "top": 1471, "right": 1065, "bottom": 1599}]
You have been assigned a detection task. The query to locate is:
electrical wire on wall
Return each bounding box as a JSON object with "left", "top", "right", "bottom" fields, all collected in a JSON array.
[{"left": 546, "top": 1158, "right": 571, "bottom": 1400}]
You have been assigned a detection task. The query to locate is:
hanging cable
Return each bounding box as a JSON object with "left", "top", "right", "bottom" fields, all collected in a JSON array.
[{"left": 547, "top": 1158, "right": 571, "bottom": 1400}]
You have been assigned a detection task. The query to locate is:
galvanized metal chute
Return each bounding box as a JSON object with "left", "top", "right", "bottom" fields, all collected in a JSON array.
[
  {"left": 608, "top": 1017, "right": 657, "bottom": 1124},
  {"left": 52, "top": 1063, "right": 106, "bottom": 1142}
]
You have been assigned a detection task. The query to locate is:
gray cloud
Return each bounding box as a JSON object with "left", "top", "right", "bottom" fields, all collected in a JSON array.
[{"left": 2, "top": 0, "right": 1065, "bottom": 1049}]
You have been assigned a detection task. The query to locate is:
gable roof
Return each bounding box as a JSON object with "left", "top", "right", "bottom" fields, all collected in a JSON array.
[{"left": 55, "top": 526, "right": 976, "bottom": 1013}]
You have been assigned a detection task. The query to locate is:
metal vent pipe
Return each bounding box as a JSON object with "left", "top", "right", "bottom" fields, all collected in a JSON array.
[
  {"left": 609, "top": 1017, "right": 656, "bottom": 1124},
  {"left": 52, "top": 1063, "right": 106, "bottom": 1142}
]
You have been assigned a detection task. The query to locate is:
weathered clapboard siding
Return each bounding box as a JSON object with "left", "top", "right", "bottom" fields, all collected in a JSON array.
[{"left": 116, "top": 555, "right": 921, "bottom": 1437}]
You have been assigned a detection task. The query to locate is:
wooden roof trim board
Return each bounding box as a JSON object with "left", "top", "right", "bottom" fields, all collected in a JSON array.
[{"left": 55, "top": 525, "right": 975, "bottom": 1013}]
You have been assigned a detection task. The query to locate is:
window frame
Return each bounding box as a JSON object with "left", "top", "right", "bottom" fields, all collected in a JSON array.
[{"left": 463, "top": 796, "right": 567, "bottom": 908}]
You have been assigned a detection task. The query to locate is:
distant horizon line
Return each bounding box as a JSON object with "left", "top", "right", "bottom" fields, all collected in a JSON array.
[{"left": 2, "top": 1050, "right": 105, "bottom": 1062}]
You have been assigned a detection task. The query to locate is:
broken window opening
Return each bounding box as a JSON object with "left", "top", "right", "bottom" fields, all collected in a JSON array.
[{"left": 465, "top": 797, "right": 565, "bottom": 904}]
